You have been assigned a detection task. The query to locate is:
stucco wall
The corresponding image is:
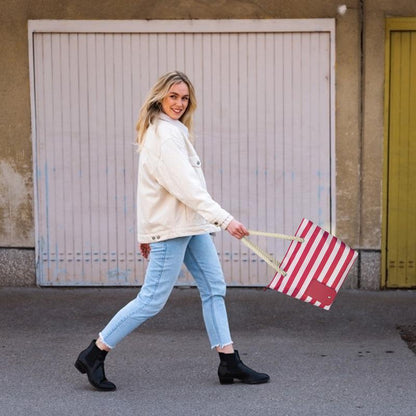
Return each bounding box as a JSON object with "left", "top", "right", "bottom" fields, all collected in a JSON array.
[{"left": 0, "top": 0, "right": 414, "bottom": 287}]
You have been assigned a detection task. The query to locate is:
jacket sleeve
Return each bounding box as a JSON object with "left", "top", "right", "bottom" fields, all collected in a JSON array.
[{"left": 154, "top": 135, "right": 233, "bottom": 230}]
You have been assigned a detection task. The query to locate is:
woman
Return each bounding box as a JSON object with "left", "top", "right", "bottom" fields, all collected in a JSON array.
[{"left": 75, "top": 71, "right": 270, "bottom": 391}]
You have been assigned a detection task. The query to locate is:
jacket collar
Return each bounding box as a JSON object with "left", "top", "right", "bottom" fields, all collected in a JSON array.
[{"left": 158, "top": 113, "right": 189, "bottom": 136}]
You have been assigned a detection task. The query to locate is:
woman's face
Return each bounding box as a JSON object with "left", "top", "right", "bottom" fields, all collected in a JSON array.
[{"left": 161, "top": 82, "right": 190, "bottom": 120}]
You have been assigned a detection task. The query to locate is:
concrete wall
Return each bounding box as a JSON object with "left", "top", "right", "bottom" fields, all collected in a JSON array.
[{"left": 1, "top": 0, "right": 415, "bottom": 287}]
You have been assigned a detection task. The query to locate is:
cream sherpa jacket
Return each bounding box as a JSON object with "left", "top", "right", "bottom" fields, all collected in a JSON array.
[{"left": 137, "top": 113, "right": 233, "bottom": 243}]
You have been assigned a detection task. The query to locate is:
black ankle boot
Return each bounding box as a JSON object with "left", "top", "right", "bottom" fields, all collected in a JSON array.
[
  {"left": 218, "top": 350, "right": 270, "bottom": 384},
  {"left": 75, "top": 340, "right": 116, "bottom": 391}
]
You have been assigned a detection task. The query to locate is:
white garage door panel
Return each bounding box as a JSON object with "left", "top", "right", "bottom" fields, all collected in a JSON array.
[
  {"left": 29, "top": 20, "right": 335, "bottom": 286},
  {"left": 33, "top": 33, "right": 141, "bottom": 285}
]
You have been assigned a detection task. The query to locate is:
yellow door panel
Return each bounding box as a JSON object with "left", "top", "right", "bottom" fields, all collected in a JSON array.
[{"left": 385, "top": 25, "right": 416, "bottom": 288}]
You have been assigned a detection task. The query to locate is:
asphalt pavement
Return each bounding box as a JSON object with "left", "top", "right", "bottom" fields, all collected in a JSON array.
[{"left": 0, "top": 287, "right": 415, "bottom": 416}]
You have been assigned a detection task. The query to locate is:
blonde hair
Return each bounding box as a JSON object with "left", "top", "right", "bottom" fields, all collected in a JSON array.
[{"left": 135, "top": 71, "right": 197, "bottom": 149}]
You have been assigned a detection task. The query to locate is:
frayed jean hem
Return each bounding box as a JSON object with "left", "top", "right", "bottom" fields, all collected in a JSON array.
[
  {"left": 211, "top": 340, "right": 234, "bottom": 350},
  {"left": 98, "top": 332, "right": 114, "bottom": 350}
]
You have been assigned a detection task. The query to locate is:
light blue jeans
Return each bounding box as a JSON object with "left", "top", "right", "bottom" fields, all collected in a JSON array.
[{"left": 99, "top": 234, "right": 233, "bottom": 349}]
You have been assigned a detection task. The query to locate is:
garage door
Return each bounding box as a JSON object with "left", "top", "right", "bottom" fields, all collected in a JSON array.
[{"left": 29, "top": 19, "right": 335, "bottom": 286}]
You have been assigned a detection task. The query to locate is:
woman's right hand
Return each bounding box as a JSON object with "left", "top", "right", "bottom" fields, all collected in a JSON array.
[
  {"left": 226, "top": 219, "right": 249, "bottom": 240},
  {"left": 139, "top": 243, "right": 151, "bottom": 259}
]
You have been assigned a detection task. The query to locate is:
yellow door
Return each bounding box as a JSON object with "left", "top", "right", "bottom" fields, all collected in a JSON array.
[{"left": 383, "top": 18, "right": 416, "bottom": 288}]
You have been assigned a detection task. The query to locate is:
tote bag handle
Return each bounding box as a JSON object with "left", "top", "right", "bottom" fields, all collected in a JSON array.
[{"left": 241, "top": 230, "right": 304, "bottom": 277}]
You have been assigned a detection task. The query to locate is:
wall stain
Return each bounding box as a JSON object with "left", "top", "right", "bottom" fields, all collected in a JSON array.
[{"left": 0, "top": 159, "right": 34, "bottom": 246}]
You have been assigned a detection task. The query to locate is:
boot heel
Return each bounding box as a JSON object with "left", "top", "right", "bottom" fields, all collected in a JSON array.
[
  {"left": 74, "top": 360, "right": 87, "bottom": 374},
  {"left": 219, "top": 376, "right": 234, "bottom": 385}
]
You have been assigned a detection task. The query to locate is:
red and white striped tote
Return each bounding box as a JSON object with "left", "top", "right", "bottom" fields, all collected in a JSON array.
[{"left": 242, "top": 219, "right": 358, "bottom": 310}]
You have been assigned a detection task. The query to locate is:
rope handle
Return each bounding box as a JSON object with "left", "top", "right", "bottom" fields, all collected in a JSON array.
[
  {"left": 240, "top": 230, "right": 304, "bottom": 277},
  {"left": 247, "top": 230, "right": 304, "bottom": 243}
]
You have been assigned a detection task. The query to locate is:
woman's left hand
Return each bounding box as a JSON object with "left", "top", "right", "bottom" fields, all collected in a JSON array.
[
  {"left": 139, "top": 243, "right": 151, "bottom": 259},
  {"left": 226, "top": 219, "right": 249, "bottom": 240}
]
